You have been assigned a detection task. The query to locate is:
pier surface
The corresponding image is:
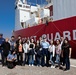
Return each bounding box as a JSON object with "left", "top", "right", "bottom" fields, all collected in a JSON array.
[{"left": 0, "top": 59, "right": 76, "bottom": 75}]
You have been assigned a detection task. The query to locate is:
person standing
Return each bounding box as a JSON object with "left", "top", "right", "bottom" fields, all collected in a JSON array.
[
  {"left": 55, "top": 40, "right": 61, "bottom": 67},
  {"left": 16, "top": 39, "right": 24, "bottom": 66},
  {"left": 41, "top": 37, "right": 49, "bottom": 67},
  {"left": 60, "top": 37, "right": 64, "bottom": 65},
  {"left": 49, "top": 40, "right": 55, "bottom": 68},
  {"left": 1, "top": 38, "right": 10, "bottom": 67},
  {"left": 35, "top": 40, "right": 42, "bottom": 67},
  {"left": 39, "top": 37, "right": 43, "bottom": 45},
  {"left": 0, "top": 34, "right": 5, "bottom": 63},
  {"left": 62, "top": 39, "right": 72, "bottom": 71},
  {"left": 28, "top": 39, "right": 35, "bottom": 66},
  {"left": 23, "top": 39, "right": 30, "bottom": 65}
]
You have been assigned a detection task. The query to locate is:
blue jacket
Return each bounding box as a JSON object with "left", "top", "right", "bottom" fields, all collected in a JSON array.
[{"left": 0, "top": 38, "right": 5, "bottom": 49}]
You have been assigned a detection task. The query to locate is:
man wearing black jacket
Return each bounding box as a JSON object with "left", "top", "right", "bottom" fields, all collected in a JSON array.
[
  {"left": 0, "top": 34, "right": 5, "bottom": 62},
  {"left": 1, "top": 38, "right": 10, "bottom": 67}
]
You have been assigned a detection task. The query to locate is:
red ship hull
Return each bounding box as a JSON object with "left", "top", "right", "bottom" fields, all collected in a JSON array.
[{"left": 13, "top": 16, "right": 76, "bottom": 59}]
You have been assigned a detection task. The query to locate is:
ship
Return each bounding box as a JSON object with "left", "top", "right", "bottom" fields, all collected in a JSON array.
[{"left": 13, "top": 0, "right": 76, "bottom": 59}]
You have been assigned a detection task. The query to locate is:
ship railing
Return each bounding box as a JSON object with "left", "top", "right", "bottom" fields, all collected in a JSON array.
[{"left": 25, "top": 17, "right": 38, "bottom": 28}]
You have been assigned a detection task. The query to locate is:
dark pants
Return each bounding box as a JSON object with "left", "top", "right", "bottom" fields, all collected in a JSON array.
[
  {"left": 2, "top": 53, "right": 8, "bottom": 66},
  {"left": 17, "top": 53, "right": 23, "bottom": 65},
  {"left": 7, "top": 60, "right": 16, "bottom": 69},
  {"left": 28, "top": 54, "right": 34, "bottom": 65},
  {"left": 41, "top": 48, "right": 49, "bottom": 66},
  {"left": 36, "top": 55, "right": 41, "bottom": 66},
  {"left": 0, "top": 50, "right": 2, "bottom": 62},
  {"left": 23, "top": 53, "right": 28, "bottom": 65},
  {"left": 64, "top": 56, "right": 70, "bottom": 70}
]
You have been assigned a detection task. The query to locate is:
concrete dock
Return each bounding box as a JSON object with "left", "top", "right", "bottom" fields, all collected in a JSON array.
[{"left": 0, "top": 59, "right": 76, "bottom": 75}]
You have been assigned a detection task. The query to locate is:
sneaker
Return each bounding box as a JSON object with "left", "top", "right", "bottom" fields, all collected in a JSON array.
[
  {"left": 52, "top": 66, "right": 55, "bottom": 68},
  {"left": 2, "top": 66, "right": 6, "bottom": 68},
  {"left": 29, "top": 64, "right": 31, "bottom": 66},
  {"left": 51, "top": 66, "right": 55, "bottom": 68},
  {"left": 63, "top": 68, "right": 70, "bottom": 71},
  {"left": 32, "top": 64, "right": 34, "bottom": 66},
  {"left": 37, "top": 65, "right": 38, "bottom": 67},
  {"left": 39, "top": 65, "right": 41, "bottom": 67}
]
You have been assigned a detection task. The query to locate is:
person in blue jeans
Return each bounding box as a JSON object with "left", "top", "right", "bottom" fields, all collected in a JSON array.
[
  {"left": 55, "top": 40, "right": 61, "bottom": 67},
  {"left": 49, "top": 40, "right": 55, "bottom": 68},
  {"left": 28, "top": 39, "right": 35, "bottom": 66},
  {"left": 28, "top": 54, "right": 34, "bottom": 66},
  {"left": 41, "top": 37, "right": 49, "bottom": 67}
]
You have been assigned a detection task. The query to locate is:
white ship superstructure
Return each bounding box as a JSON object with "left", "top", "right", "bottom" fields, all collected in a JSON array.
[
  {"left": 15, "top": 0, "right": 76, "bottom": 31},
  {"left": 15, "top": 0, "right": 51, "bottom": 30}
]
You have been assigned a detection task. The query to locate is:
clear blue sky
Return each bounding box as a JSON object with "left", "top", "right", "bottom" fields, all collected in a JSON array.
[{"left": 0, "top": 0, "right": 47, "bottom": 38}]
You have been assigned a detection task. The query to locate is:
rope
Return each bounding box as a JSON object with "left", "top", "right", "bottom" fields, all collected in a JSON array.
[
  {"left": 71, "top": 40, "right": 76, "bottom": 45},
  {"left": 32, "top": 25, "right": 45, "bottom": 36},
  {"left": 51, "top": 22, "right": 63, "bottom": 34},
  {"left": 30, "top": 20, "right": 76, "bottom": 45},
  {"left": 51, "top": 22, "right": 76, "bottom": 45}
]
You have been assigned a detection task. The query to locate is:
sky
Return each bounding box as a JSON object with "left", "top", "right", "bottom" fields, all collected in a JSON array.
[{"left": 0, "top": 0, "right": 47, "bottom": 38}]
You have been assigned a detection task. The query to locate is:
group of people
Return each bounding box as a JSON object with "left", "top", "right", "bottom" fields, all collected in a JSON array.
[{"left": 0, "top": 34, "right": 72, "bottom": 71}]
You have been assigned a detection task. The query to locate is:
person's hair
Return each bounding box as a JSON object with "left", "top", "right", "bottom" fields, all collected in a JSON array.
[
  {"left": 11, "top": 36, "right": 15, "bottom": 38},
  {"left": 30, "top": 39, "right": 34, "bottom": 43},
  {"left": 56, "top": 39, "right": 61, "bottom": 44},
  {"left": 36, "top": 40, "right": 40, "bottom": 46},
  {"left": 64, "top": 38, "right": 69, "bottom": 44},
  {"left": 11, "top": 50, "right": 15, "bottom": 54},
  {"left": 50, "top": 39, "right": 54, "bottom": 44},
  {"left": 18, "top": 35, "right": 21, "bottom": 37}
]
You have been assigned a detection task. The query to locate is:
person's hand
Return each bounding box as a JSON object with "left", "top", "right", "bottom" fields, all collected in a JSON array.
[
  {"left": 53, "top": 55, "right": 54, "bottom": 57},
  {"left": 69, "top": 55, "right": 71, "bottom": 58},
  {"left": 61, "top": 54, "right": 63, "bottom": 58}
]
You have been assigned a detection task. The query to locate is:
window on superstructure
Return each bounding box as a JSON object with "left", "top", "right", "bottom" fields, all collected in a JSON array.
[
  {"left": 23, "top": 5, "right": 26, "bottom": 8},
  {"left": 50, "top": 5, "right": 53, "bottom": 16},
  {"left": 18, "top": 4, "right": 22, "bottom": 7},
  {"left": 21, "top": 22, "right": 25, "bottom": 28},
  {"left": 26, "top": 6, "right": 30, "bottom": 8},
  {"left": 31, "top": 12, "right": 33, "bottom": 14}
]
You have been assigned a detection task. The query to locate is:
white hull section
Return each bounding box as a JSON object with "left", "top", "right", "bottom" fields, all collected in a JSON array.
[{"left": 53, "top": 0, "right": 76, "bottom": 21}]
